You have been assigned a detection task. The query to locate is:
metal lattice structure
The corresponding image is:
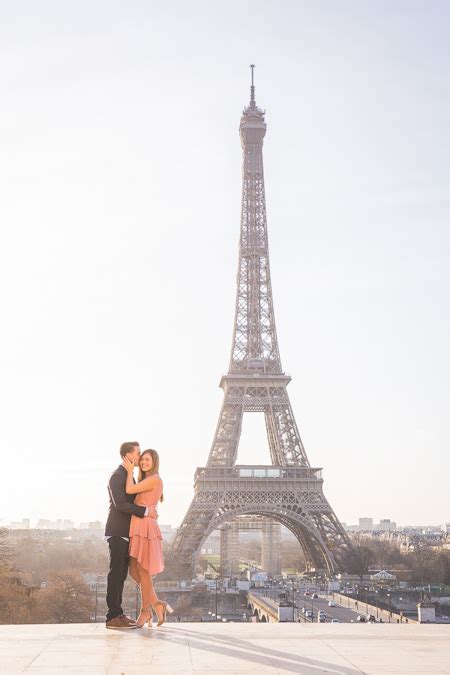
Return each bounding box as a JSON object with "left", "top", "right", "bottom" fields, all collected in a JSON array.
[
  {"left": 220, "top": 517, "right": 281, "bottom": 577},
  {"left": 167, "top": 67, "right": 351, "bottom": 578}
]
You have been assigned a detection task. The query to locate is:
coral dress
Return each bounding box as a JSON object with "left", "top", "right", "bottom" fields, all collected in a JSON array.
[{"left": 129, "top": 475, "right": 164, "bottom": 575}]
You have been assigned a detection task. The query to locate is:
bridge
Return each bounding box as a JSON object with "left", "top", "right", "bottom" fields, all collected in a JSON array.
[
  {"left": 247, "top": 591, "right": 294, "bottom": 623},
  {"left": 248, "top": 589, "right": 392, "bottom": 624}
]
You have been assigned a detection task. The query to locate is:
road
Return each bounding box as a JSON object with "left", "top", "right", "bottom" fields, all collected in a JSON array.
[{"left": 259, "top": 588, "right": 366, "bottom": 623}]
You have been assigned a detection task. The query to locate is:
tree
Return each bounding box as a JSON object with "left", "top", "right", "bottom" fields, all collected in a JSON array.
[
  {"left": 34, "top": 571, "right": 94, "bottom": 623},
  {"left": 281, "top": 541, "right": 306, "bottom": 572},
  {"left": 0, "top": 529, "right": 34, "bottom": 624},
  {"left": 368, "top": 539, "right": 403, "bottom": 569},
  {"left": 437, "top": 552, "right": 450, "bottom": 586},
  {"left": 407, "top": 540, "right": 436, "bottom": 585},
  {"left": 342, "top": 538, "right": 375, "bottom": 580},
  {"left": 0, "top": 567, "right": 36, "bottom": 624},
  {"left": 0, "top": 528, "right": 12, "bottom": 567},
  {"left": 12, "top": 537, "right": 109, "bottom": 585}
]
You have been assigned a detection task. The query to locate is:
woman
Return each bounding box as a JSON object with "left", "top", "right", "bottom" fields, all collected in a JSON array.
[{"left": 122, "top": 448, "right": 173, "bottom": 627}]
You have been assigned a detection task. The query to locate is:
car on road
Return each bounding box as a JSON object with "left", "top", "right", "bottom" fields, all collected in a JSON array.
[
  {"left": 317, "top": 615, "right": 326, "bottom": 622},
  {"left": 356, "top": 615, "right": 366, "bottom": 622},
  {"left": 304, "top": 591, "right": 311, "bottom": 596},
  {"left": 331, "top": 619, "right": 341, "bottom": 623},
  {"left": 312, "top": 593, "right": 319, "bottom": 599},
  {"left": 367, "top": 614, "right": 376, "bottom": 623},
  {"left": 305, "top": 610, "right": 313, "bottom": 618},
  {"left": 328, "top": 600, "right": 336, "bottom": 607}
]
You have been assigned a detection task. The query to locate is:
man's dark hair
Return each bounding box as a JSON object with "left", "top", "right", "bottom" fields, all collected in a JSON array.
[{"left": 119, "top": 441, "right": 139, "bottom": 458}]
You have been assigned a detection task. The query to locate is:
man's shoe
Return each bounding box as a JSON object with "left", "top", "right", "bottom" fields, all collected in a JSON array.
[
  {"left": 106, "top": 615, "right": 137, "bottom": 629},
  {"left": 120, "top": 614, "right": 137, "bottom": 625}
]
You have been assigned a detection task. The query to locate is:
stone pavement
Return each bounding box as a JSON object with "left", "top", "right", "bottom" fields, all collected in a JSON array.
[{"left": 0, "top": 622, "right": 449, "bottom": 674}]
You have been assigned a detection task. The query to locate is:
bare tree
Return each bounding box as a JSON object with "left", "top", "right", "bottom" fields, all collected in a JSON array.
[
  {"left": 0, "top": 528, "right": 12, "bottom": 567},
  {"left": 34, "top": 571, "right": 94, "bottom": 624},
  {"left": 0, "top": 567, "right": 36, "bottom": 624},
  {"left": 342, "top": 537, "right": 375, "bottom": 580}
]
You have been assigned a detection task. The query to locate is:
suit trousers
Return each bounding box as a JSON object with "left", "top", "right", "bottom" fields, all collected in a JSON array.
[{"left": 106, "top": 536, "right": 130, "bottom": 621}]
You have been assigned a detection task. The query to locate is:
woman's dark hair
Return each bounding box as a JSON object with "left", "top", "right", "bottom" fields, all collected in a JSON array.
[{"left": 138, "top": 449, "right": 164, "bottom": 502}]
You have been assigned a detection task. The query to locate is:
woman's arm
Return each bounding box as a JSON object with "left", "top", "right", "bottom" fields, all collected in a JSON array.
[
  {"left": 122, "top": 456, "right": 160, "bottom": 494},
  {"left": 126, "top": 473, "right": 159, "bottom": 494}
]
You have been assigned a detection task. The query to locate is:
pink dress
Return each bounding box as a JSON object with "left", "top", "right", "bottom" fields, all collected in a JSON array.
[{"left": 129, "top": 475, "right": 164, "bottom": 575}]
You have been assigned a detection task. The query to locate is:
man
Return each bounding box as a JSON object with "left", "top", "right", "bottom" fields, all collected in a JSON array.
[{"left": 105, "top": 441, "right": 156, "bottom": 629}]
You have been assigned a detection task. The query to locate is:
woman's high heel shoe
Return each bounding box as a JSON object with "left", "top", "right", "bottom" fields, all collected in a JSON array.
[
  {"left": 136, "top": 606, "right": 153, "bottom": 628},
  {"left": 153, "top": 600, "right": 173, "bottom": 627}
]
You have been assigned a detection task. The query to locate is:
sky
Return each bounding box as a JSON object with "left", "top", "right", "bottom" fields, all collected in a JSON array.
[{"left": 1, "top": 1, "right": 449, "bottom": 530}]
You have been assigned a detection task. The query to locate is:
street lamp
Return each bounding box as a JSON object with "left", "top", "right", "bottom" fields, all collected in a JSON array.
[
  {"left": 387, "top": 593, "right": 391, "bottom": 623},
  {"left": 215, "top": 578, "right": 218, "bottom": 621},
  {"left": 375, "top": 590, "right": 379, "bottom": 618},
  {"left": 291, "top": 581, "right": 296, "bottom": 622},
  {"left": 94, "top": 581, "right": 98, "bottom": 623}
]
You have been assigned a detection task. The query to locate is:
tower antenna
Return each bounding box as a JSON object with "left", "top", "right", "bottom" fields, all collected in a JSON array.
[{"left": 250, "top": 64, "right": 255, "bottom": 106}]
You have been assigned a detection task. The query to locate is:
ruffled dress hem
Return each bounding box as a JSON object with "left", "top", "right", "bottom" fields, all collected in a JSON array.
[
  {"left": 129, "top": 513, "right": 164, "bottom": 576},
  {"left": 129, "top": 534, "right": 164, "bottom": 576}
]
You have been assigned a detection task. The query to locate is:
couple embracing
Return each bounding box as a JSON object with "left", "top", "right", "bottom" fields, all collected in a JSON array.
[{"left": 105, "top": 441, "right": 172, "bottom": 629}]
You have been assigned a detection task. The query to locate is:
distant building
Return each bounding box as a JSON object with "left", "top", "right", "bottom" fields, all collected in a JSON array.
[
  {"left": 159, "top": 524, "right": 177, "bottom": 543},
  {"left": 36, "top": 519, "right": 52, "bottom": 529},
  {"left": 54, "top": 519, "right": 74, "bottom": 530},
  {"left": 359, "top": 517, "right": 373, "bottom": 531},
  {"left": 201, "top": 531, "right": 221, "bottom": 554},
  {"left": 397, "top": 531, "right": 445, "bottom": 553},
  {"left": 378, "top": 519, "right": 396, "bottom": 531},
  {"left": 10, "top": 518, "right": 30, "bottom": 530}
]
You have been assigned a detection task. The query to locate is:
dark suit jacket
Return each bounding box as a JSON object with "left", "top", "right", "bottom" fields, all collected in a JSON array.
[{"left": 105, "top": 465, "right": 146, "bottom": 537}]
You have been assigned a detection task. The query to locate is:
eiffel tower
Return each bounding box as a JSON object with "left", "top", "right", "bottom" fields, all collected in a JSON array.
[{"left": 167, "top": 67, "right": 351, "bottom": 578}]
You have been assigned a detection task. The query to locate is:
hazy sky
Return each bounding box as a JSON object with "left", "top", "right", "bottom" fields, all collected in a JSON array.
[{"left": 1, "top": 1, "right": 449, "bottom": 529}]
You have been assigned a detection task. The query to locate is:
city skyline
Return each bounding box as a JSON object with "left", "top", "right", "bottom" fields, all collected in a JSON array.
[
  {"left": 1, "top": 2, "right": 449, "bottom": 530},
  {"left": 2, "top": 513, "right": 448, "bottom": 533}
]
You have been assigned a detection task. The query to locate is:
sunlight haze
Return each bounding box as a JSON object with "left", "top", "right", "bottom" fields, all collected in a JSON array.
[{"left": 1, "top": 1, "right": 449, "bottom": 530}]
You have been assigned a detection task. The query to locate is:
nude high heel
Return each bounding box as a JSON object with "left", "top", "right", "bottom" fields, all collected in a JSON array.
[
  {"left": 136, "top": 606, "right": 153, "bottom": 628},
  {"left": 153, "top": 600, "right": 173, "bottom": 627}
]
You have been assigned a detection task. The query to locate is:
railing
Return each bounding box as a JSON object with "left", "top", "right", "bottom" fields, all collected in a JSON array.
[
  {"left": 195, "top": 465, "right": 322, "bottom": 481},
  {"left": 248, "top": 591, "right": 279, "bottom": 621},
  {"left": 333, "top": 592, "right": 417, "bottom": 624}
]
